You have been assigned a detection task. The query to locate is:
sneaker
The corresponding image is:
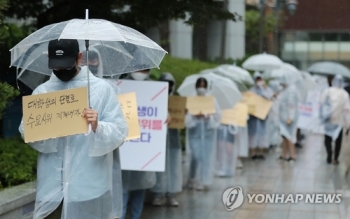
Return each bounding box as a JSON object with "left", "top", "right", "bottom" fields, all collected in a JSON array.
[
  {"left": 152, "top": 197, "right": 165, "bottom": 206},
  {"left": 187, "top": 180, "right": 195, "bottom": 190},
  {"left": 279, "top": 156, "right": 287, "bottom": 161},
  {"left": 251, "top": 155, "right": 258, "bottom": 160},
  {"left": 333, "top": 160, "right": 339, "bottom": 165},
  {"left": 287, "top": 157, "right": 296, "bottom": 163},
  {"left": 167, "top": 197, "right": 179, "bottom": 207}
]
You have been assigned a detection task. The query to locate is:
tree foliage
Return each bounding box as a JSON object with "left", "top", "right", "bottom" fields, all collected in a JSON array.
[{"left": 6, "top": 0, "right": 241, "bottom": 32}]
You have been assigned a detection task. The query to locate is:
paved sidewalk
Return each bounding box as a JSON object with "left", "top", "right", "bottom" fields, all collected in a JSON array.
[{"left": 142, "top": 134, "right": 350, "bottom": 219}]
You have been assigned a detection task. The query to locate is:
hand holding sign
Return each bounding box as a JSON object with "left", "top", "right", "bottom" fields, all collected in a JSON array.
[
  {"left": 82, "top": 108, "right": 98, "bottom": 132},
  {"left": 117, "top": 92, "right": 140, "bottom": 140}
]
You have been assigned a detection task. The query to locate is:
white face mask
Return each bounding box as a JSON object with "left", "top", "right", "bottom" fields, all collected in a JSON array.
[
  {"left": 131, "top": 72, "right": 148, "bottom": 81},
  {"left": 196, "top": 87, "right": 207, "bottom": 95},
  {"left": 256, "top": 81, "right": 265, "bottom": 87}
]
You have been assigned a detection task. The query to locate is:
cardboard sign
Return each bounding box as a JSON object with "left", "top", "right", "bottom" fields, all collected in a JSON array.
[
  {"left": 240, "top": 91, "right": 256, "bottom": 114},
  {"left": 253, "top": 95, "right": 272, "bottom": 120},
  {"left": 22, "top": 87, "right": 88, "bottom": 143},
  {"left": 221, "top": 103, "right": 248, "bottom": 127},
  {"left": 118, "top": 80, "right": 168, "bottom": 172},
  {"left": 186, "top": 96, "right": 216, "bottom": 115},
  {"left": 168, "top": 96, "right": 187, "bottom": 129},
  {"left": 117, "top": 92, "right": 140, "bottom": 140}
]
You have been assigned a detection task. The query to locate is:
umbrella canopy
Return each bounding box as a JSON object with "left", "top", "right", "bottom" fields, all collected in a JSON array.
[
  {"left": 177, "top": 72, "right": 242, "bottom": 110},
  {"left": 242, "top": 53, "right": 283, "bottom": 71},
  {"left": 10, "top": 19, "right": 167, "bottom": 77},
  {"left": 307, "top": 61, "right": 350, "bottom": 79},
  {"left": 265, "top": 63, "right": 302, "bottom": 85},
  {"left": 215, "top": 64, "right": 254, "bottom": 85}
]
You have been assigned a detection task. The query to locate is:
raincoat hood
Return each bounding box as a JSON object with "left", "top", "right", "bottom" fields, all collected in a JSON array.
[
  {"left": 159, "top": 72, "right": 176, "bottom": 95},
  {"left": 269, "top": 80, "right": 282, "bottom": 93},
  {"left": 253, "top": 71, "right": 263, "bottom": 80},
  {"left": 332, "top": 74, "right": 344, "bottom": 88}
]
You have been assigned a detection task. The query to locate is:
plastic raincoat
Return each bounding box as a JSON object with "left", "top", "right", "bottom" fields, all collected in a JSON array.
[
  {"left": 236, "top": 125, "right": 249, "bottom": 157},
  {"left": 216, "top": 124, "right": 239, "bottom": 177},
  {"left": 185, "top": 92, "right": 221, "bottom": 186},
  {"left": 19, "top": 66, "right": 128, "bottom": 219},
  {"left": 265, "top": 80, "right": 282, "bottom": 146},
  {"left": 151, "top": 72, "right": 183, "bottom": 195},
  {"left": 278, "top": 76, "right": 300, "bottom": 143},
  {"left": 320, "top": 75, "right": 350, "bottom": 140},
  {"left": 248, "top": 72, "right": 273, "bottom": 148}
]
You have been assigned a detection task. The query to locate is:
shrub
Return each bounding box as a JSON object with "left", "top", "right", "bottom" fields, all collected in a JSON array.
[
  {"left": 0, "top": 137, "right": 37, "bottom": 190},
  {"left": 0, "top": 82, "right": 20, "bottom": 119}
]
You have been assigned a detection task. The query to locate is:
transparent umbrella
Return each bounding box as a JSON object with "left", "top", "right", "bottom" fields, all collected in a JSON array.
[
  {"left": 307, "top": 61, "right": 350, "bottom": 79},
  {"left": 242, "top": 52, "right": 283, "bottom": 71},
  {"left": 177, "top": 72, "right": 242, "bottom": 110},
  {"left": 213, "top": 64, "right": 254, "bottom": 91},
  {"left": 10, "top": 17, "right": 167, "bottom": 103}
]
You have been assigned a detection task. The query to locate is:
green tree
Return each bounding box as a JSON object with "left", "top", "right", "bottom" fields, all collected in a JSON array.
[{"left": 245, "top": 9, "right": 278, "bottom": 54}]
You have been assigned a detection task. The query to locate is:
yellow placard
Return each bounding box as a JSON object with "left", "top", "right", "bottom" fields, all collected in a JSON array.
[
  {"left": 22, "top": 87, "right": 88, "bottom": 143},
  {"left": 221, "top": 103, "right": 248, "bottom": 127},
  {"left": 240, "top": 91, "right": 256, "bottom": 114},
  {"left": 186, "top": 96, "right": 216, "bottom": 115},
  {"left": 117, "top": 92, "right": 140, "bottom": 140},
  {"left": 253, "top": 95, "right": 273, "bottom": 120},
  {"left": 168, "top": 96, "right": 187, "bottom": 129}
]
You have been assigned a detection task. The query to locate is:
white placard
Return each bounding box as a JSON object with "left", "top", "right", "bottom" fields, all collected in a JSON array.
[{"left": 117, "top": 80, "right": 169, "bottom": 172}]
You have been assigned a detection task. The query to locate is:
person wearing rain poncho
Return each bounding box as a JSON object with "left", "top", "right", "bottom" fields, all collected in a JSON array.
[
  {"left": 151, "top": 72, "right": 183, "bottom": 207},
  {"left": 121, "top": 70, "right": 156, "bottom": 219},
  {"left": 248, "top": 72, "right": 273, "bottom": 159},
  {"left": 278, "top": 74, "right": 299, "bottom": 162},
  {"left": 216, "top": 124, "right": 239, "bottom": 177},
  {"left": 19, "top": 39, "right": 128, "bottom": 219},
  {"left": 265, "top": 80, "right": 282, "bottom": 148},
  {"left": 83, "top": 50, "right": 124, "bottom": 219},
  {"left": 185, "top": 77, "right": 221, "bottom": 191},
  {"left": 320, "top": 74, "right": 350, "bottom": 165}
]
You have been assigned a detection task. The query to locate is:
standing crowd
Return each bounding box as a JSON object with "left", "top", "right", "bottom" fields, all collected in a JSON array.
[{"left": 19, "top": 39, "right": 350, "bottom": 219}]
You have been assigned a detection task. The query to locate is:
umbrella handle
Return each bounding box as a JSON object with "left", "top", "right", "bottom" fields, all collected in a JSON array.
[{"left": 85, "top": 123, "right": 92, "bottom": 136}]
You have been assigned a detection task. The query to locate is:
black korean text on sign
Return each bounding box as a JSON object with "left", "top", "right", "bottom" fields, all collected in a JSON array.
[{"left": 22, "top": 87, "right": 88, "bottom": 143}]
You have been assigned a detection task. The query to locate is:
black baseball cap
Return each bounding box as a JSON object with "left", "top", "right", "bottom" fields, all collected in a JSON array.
[{"left": 48, "top": 39, "right": 79, "bottom": 69}]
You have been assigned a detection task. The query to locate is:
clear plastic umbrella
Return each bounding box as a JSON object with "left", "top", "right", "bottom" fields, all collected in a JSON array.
[
  {"left": 10, "top": 16, "right": 167, "bottom": 104},
  {"left": 307, "top": 61, "right": 350, "bottom": 79},
  {"left": 177, "top": 72, "right": 242, "bottom": 110},
  {"left": 265, "top": 62, "right": 302, "bottom": 85},
  {"left": 214, "top": 64, "right": 254, "bottom": 85},
  {"left": 242, "top": 52, "right": 283, "bottom": 71}
]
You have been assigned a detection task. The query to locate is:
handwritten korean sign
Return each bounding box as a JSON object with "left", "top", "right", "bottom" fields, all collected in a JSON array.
[
  {"left": 168, "top": 96, "right": 187, "bottom": 129},
  {"left": 240, "top": 91, "right": 272, "bottom": 120},
  {"left": 186, "top": 96, "right": 216, "bottom": 115},
  {"left": 117, "top": 92, "right": 140, "bottom": 140},
  {"left": 22, "top": 87, "right": 88, "bottom": 143},
  {"left": 221, "top": 103, "right": 248, "bottom": 127}
]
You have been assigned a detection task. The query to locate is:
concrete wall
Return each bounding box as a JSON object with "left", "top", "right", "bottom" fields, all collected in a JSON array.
[
  {"left": 169, "top": 19, "right": 193, "bottom": 59},
  {"left": 207, "top": 0, "right": 246, "bottom": 60},
  {"left": 0, "top": 182, "right": 36, "bottom": 219}
]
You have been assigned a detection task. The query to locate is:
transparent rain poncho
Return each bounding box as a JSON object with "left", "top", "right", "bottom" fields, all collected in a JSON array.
[
  {"left": 151, "top": 73, "right": 183, "bottom": 195},
  {"left": 320, "top": 75, "right": 350, "bottom": 140},
  {"left": 10, "top": 19, "right": 167, "bottom": 89},
  {"left": 216, "top": 124, "right": 239, "bottom": 177},
  {"left": 265, "top": 80, "right": 282, "bottom": 146},
  {"left": 18, "top": 66, "right": 128, "bottom": 219},
  {"left": 185, "top": 93, "right": 221, "bottom": 186},
  {"left": 278, "top": 75, "right": 300, "bottom": 143},
  {"left": 248, "top": 72, "right": 274, "bottom": 148}
]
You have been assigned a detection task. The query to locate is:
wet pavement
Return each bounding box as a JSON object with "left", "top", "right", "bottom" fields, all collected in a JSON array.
[{"left": 142, "top": 133, "right": 350, "bottom": 219}]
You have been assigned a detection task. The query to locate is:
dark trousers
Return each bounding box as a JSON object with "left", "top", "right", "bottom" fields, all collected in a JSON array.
[{"left": 324, "top": 129, "right": 343, "bottom": 162}]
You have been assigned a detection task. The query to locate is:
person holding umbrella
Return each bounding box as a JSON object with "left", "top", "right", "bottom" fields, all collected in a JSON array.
[
  {"left": 248, "top": 72, "right": 273, "bottom": 160},
  {"left": 185, "top": 77, "right": 221, "bottom": 191},
  {"left": 19, "top": 39, "right": 128, "bottom": 219}
]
